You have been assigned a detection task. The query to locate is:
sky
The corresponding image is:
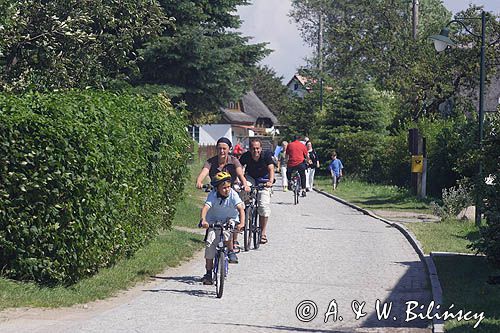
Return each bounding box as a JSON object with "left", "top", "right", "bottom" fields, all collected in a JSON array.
[{"left": 237, "top": 0, "right": 500, "bottom": 82}]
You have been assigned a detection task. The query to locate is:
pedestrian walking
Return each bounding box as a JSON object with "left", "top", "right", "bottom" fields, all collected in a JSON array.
[
  {"left": 328, "top": 151, "right": 343, "bottom": 190},
  {"left": 306, "top": 141, "right": 319, "bottom": 191}
]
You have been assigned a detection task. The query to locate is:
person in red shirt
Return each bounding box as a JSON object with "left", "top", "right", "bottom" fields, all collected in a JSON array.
[
  {"left": 232, "top": 141, "right": 244, "bottom": 159},
  {"left": 285, "top": 135, "right": 309, "bottom": 197}
]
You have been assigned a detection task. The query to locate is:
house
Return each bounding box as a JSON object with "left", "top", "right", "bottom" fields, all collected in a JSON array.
[
  {"left": 286, "top": 74, "right": 311, "bottom": 98},
  {"left": 188, "top": 90, "right": 279, "bottom": 150},
  {"left": 286, "top": 73, "right": 333, "bottom": 98}
]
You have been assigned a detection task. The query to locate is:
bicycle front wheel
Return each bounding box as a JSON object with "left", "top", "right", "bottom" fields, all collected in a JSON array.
[
  {"left": 243, "top": 206, "right": 252, "bottom": 251},
  {"left": 216, "top": 251, "right": 225, "bottom": 298},
  {"left": 252, "top": 210, "right": 261, "bottom": 249},
  {"left": 293, "top": 186, "right": 299, "bottom": 205}
]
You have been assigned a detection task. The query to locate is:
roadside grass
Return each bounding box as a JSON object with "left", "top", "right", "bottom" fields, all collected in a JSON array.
[
  {"left": 0, "top": 161, "right": 205, "bottom": 310},
  {"left": 433, "top": 255, "right": 500, "bottom": 333},
  {"left": 403, "top": 219, "right": 480, "bottom": 254},
  {"left": 0, "top": 229, "right": 203, "bottom": 310},
  {"left": 314, "top": 175, "right": 432, "bottom": 213}
]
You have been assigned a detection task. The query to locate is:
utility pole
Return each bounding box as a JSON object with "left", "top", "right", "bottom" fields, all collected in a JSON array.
[
  {"left": 412, "top": 0, "right": 419, "bottom": 40},
  {"left": 318, "top": 10, "right": 324, "bottom": 112}
]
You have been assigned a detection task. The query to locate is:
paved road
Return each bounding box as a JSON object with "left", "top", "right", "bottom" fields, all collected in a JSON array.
[{"left": 0, "top": 183, "right": 432, "bottom": 333}]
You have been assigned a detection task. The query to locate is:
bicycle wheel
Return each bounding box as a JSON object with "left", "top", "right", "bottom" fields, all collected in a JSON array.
[
  {"left": 252, "top": 210, "right": 261, "bottom": 249},
  {"left": 243, "top": 206, "right": 251, "bottom": 251},
  {"left": 215, "top": 250, "right": 225, "bottom": 298},
  {"left": 293, "top": 181, "right": 299, "bottom": 205}
]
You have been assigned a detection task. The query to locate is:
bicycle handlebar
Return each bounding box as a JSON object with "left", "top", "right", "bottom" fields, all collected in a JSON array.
[{"left": 198, "top": 219, "right": 235, "bottom": 229}]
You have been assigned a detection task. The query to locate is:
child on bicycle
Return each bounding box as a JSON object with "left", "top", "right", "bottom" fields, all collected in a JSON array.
[{"left": 199, "top": 171, "right": 245, "bottom": 285}]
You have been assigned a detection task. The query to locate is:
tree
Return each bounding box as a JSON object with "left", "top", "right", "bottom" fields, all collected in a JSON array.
[
  {"left": 290, "top": 0, "right": 500, "bottom": 124},
  {"left": 319, "top": 80, "right": 390, "bottom": 134},
  {"left": 0, "top": 0, "right": 168, "bottom": 91},
  {"left": 316, "top": 79, "right": 393, "bottom": 178},
  {"left": 251, "top": 65, "right": 290, "bottom": 117},
  {"left": 136, "top": 0, "right": 269, "bottom": 121}
]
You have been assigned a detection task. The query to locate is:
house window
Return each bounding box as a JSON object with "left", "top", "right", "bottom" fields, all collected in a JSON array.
[
  {"left": 188, "top": 125, "right": 200, "bottom": 142},
  {"left": 294, "top": 83, "right": 299, "bottom": 90},
  {"left": 228, "top": 101, "right": 239, "bottom": 110}
]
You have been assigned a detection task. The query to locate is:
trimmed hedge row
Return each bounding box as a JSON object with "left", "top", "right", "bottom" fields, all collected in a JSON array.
[{"left": 0, "top": 91, "right": 191, "bottom": 284}]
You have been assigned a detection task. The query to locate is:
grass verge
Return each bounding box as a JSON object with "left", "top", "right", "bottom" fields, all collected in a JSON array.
[
  {"left": 0, "top": 229, "right": 203, "bottom": 310},
  {"left": 403, "top": 219, "right": 480, "bottom": 254},
  {"left": 433, "top": 255, "right": 500, "bottom": 333},
  {"left": 314, "top": 175, "right": 432, "bottom": 213},
  {"left": 0, "top": 161, "right": 205, "bottom": 310}
]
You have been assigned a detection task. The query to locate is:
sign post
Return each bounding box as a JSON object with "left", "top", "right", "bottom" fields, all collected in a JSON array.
[{"left": 408, "top": 129, "right": 427, "bottom": 198}]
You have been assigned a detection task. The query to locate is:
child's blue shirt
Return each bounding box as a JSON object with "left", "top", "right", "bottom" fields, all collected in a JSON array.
[
  {"left": 205, "top": 188, "right": 242, "bottom": 223},
  {"left": 328, "top": 159, "right": 343, "bottom": 177}
]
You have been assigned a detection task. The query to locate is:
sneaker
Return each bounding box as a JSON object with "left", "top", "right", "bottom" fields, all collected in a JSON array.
[
  {"left": 202, "top": 272, "right": 213, "bottom": 285},
  {"left": 306, "top": 188, "right": 310, "bottom": 192},
  {"left": 283, "top": 187, "right": 288, "bottom": 192},
  {"left": 228, "top": 251, "right": 238, "bottom": 264},
  {"left": 301, "top": 190, "right": 307, "bottom": 197}
]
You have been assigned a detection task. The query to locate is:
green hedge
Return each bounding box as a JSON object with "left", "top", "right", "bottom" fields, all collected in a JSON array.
[
  {"left": 472, "top": 113, "right": 500, "bottom": 267},
  {"left": 0, "top": 91, "right": 190, "bottom": 284}
]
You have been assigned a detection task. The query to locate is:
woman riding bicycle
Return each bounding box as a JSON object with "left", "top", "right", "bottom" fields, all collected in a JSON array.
[
  {"left": 199, "top": 171, "right": 245, "bottom": 285},
  {"left": 196, "top": 137, "right": 250, "bottom": 253},
  {"left": 195, "top": 137, "right": 250, "bottom": 191}
]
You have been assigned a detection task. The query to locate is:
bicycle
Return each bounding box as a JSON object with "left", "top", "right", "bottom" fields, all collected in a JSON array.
[
  {"left": 290, "top": 170, "right": 301, "bottom": 205},
  {"left": 243, "top": 182, "right": 266, "bottom": 251},
  {"left": 202, "top": 183, "right": 213, "bottom": 192},
  {"left": 200, "top": 219, "right": 235, "bottom": 298}
]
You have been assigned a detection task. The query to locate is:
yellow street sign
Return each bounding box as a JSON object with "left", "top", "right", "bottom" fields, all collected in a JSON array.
[{"left": 411, "top": 155, "right": 424, "bottom": 173}]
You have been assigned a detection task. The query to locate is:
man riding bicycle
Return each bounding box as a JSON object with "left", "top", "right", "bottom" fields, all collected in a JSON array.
[
  {"left": 286, "top": 135, "right": 309, "bottom": 198},
  {"left": 239, "top": 138, "right": 274, "bottom": 245}
]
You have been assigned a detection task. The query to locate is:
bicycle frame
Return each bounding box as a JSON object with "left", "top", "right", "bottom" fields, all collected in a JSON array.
[
  {"left": 291, "top": 171, "right": 301, "bottom": 205},
  {"left": 244, "top": 183, "right": 265, "bottom": 250},
  {"left": 209, "top": 220, "right": 233, "bottom": 298}
]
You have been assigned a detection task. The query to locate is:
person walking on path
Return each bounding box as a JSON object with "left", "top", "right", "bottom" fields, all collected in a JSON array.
[
  {"left": 239, "top": 138, "right": 275, "bottom": 244},
  {"left": 278, "top": 140, "right": 288, "bottom": 191},
  {"left": 328, "top": 151, "right": 344, "bottom": 190},
  {"left": 286, "top": 135, "right": 308, "bottom": 197},
  {"left": 306, "top": 141, "right": 319, "bottom": 191}
]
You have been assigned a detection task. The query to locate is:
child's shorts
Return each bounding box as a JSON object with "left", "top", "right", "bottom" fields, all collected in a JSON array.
[{"left": 204, "top": 220, "right": 235, "bottom": 260}]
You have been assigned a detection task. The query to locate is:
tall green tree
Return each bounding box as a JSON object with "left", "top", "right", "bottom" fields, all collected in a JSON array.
[
  {"left": 316, "top": 79, "right": 393, "bottom": 178},
  {"left": 137, "top": 0, "right": 269, "bottom": 121},
  {"left": 0, "top": 0, "right": 168, "bottom": 91},
  {"left": 290, "top": 0, "right": 500, "bottom": 124},
  {"left": 251, "top": 65, "right": 290, "bottom": 117}
]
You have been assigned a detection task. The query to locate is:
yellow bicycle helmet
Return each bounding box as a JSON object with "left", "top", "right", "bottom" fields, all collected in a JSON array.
[{"left": 211, "top": 171, "right": 232, "bottom": 187}]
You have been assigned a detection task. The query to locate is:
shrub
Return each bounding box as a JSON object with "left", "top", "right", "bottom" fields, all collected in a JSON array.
[
  {"left": 332, "top": 131, "right": 386, "bottom": 181},
  {"left": 431, "top": 182, "right": 474, "bottom": 220},
  {"left": 0, "top": 91, "right": 191, "bottom": 284},
  {"left": 471, "top": 113, "right": 500, "bottom": 267}
]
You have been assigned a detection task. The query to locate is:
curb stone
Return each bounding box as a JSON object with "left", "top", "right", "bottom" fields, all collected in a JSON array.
[{"left": 314, "top": 188, "right": 444, "bottom": 333}]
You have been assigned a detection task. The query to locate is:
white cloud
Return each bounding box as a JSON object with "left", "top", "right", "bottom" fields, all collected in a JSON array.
[{"left": 237, "top": 0, "right": 312, "bottom": 82}]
